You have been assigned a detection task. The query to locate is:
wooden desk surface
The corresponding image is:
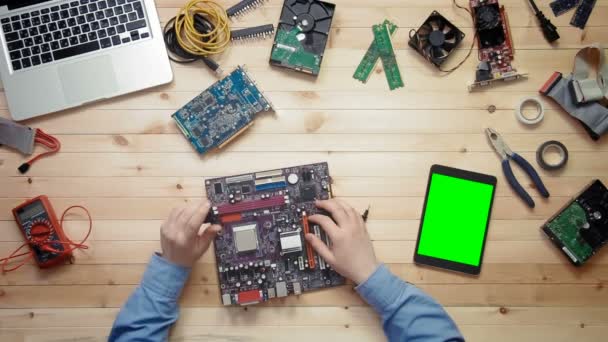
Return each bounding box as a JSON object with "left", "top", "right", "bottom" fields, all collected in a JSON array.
[{"left": 2, "top": 0, "right": 608, "bottom": 340}]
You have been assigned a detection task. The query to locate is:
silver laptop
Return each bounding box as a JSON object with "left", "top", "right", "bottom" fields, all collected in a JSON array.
[{"left": 0, "top": 0, "right": 173, "bottom": 121}]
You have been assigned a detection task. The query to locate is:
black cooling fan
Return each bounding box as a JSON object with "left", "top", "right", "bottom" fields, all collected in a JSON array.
[{"left": 408, "top": 11, "right": 465, "bottom": 67}]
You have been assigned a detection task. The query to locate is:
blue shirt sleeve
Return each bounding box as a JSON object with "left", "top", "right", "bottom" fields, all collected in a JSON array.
[
  {"left": 109, "top": 254, "right": 191, "bottom": 342},
  {"left": 356, "top": 264, "right": 464, "bottom": 342}
]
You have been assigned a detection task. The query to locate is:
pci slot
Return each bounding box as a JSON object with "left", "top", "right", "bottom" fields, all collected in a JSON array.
[
  {"left": 313, "top": 224, "right": 326, "bottom": 270},
  {"left": 226, "top": 174, "right": 254, "bottom": 184},
  {"left": 255, "top": 169, "right": 283, "bottom": 179},
  {"left": 255, "top": 176, "right": 287, "bottom": 191},
  {"left": 255, "top": 182, "right": 287, "bottom": 192}
]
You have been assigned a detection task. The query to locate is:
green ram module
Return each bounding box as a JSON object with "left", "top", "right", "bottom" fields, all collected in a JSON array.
[
  {"left": 353, "top": 20, "right": 398, "bottom": 83},
  {"left": 372, "top": 23, "right": 404, "bottom": 90}
]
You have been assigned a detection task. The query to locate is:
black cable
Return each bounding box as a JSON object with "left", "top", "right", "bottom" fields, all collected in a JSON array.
[
  {"left": 163, "top": 14, "right": 223, "bottom": 74},
  {"left": 527, "top": 0, "right": 560, "bottom": 43},
  {"left": 528, "top": 0, "right": 541, "bottom": 13}
]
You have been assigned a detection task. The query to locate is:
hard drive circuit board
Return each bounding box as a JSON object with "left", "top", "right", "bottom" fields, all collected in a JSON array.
[
  {"left": 205, "top": 162, "right": 345, "bottom": 306},
  {"left": 543, "top": 180, "right": 608, "bottom": 265}
]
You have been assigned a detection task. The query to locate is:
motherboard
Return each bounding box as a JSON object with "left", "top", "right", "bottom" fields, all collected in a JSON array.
[
  {"left": 205, "top": 162, "right": 345, "bottom": 306},
  {"left": 543, "top": 180, "right": 608, "bottom": 266},
  {"left": 468, "top": 0, "right": 527, "bottom": 90},
  {"left": 172, "top": 66, "right": 273, "bottom": 154}
]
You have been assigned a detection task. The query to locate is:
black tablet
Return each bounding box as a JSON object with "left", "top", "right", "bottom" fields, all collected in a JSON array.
[{"left": 414, "top": 165, "right": 497, "bottom": 275}]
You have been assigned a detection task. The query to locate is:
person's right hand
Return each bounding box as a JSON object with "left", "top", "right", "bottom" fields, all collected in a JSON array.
[{"left": 305, "top": 199, "right": 379, "bottom": 284}]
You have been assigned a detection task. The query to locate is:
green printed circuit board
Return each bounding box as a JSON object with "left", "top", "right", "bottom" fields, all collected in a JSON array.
[{"left": 542, "top": 180, "right": 608, "bottom": 265}]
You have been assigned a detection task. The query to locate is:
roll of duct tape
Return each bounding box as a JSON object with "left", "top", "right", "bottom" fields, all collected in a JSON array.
[
  {"left": 516, "top": 97, "right": 545, "bottom": 125},
  {"left": 536, "top": 140, "right": 569, "bottom": 170}
]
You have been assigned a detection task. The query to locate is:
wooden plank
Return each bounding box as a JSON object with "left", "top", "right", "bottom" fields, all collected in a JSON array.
[
  {"left": 0, "top": 239, "right": 555, "bottom": 266},
  {"left": 155, "top": 0, "right": 608, "bottom": 8},
  {"left": 154, "top": 6, "right": 608, "bottom": 29},
  {"left": 0, "top": 196, "right": 597, "bottom": 220},
  {"left": 0, "top": 218, "right": 556, "bottom": 242},
  {"left": 1, "top": 152, "right": 606, "bottom": 177},
  {"left": 1, "top": 283, "right": 607, "bottom": 308},
  {"left": 1, "top": 108, "right": 595, "bottom": 135},
  {"left": 2, "top": 306, "right": 608, "bottom": 328},
  {"left": 1, "top": 176, "right": 605, "bottom": 199},
  {"left": 156, "top": 65, "right": 603, "bottom": 92},
  {"left": 0, "top": 326, "right": 384, "bottom": 342},
  {"left": 1, "top": 325, "right": 607, "bottom": 342},
  {"left": 9, "top": 133, "right": 608, "bottom": 154},
  {"left": 1, "top": 239, "right": 606, "bottom": 265},
  {"left": 0, "top": 89, "right": 588, "bottom": 111},
  {"left": 1, "top": 263, "right": 606, "bottom": 286}
]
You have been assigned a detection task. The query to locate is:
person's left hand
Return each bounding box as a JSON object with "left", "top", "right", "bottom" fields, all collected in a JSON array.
[{"left": 160, "top": 200, "right": 221, "bottom": 267}]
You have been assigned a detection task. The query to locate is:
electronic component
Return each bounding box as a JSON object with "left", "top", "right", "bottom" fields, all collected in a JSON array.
[
  {"left": 226, "top": 0, "right": 267, "bottom": 17},
  {"left": 293, "top": 282, "right": 302, "bottom": 295},
  {"left": 373, "top": 22, "right": 404, "bottom": 90},
  {"left": 550, "top": 0, "right": 581, "bottom": 16},
  {"left": 276, "top": 281, "right": 288, "bottom": 297},
  {"left": 221, "top": 293, "right": 232, "bottom": 306},
  {"left": 233, "top": 223, "right": 259, "bottom": 253},
  {"left": 11, "top": 196, "right": 71, "bottom": 268},
  {"left": 270, "top": 0, "right": 335, "bottom": 76},
  {"left": 543, "top": 180, "right": 608, "bottom": 266},
  {"left": 231, "top": 24, "right": 275, "bottom": 41},
  {"left": 287, "top": 173, "right": 299, "bottom": 185},
  {"left": 300, "top": 185, "right": 317, "bottom": 202},
  {"left": 353, "top": 20, "right": 397, "bottom": 83},
  {"left": 468, "top": 0, "right": 527, "bottom": 90},
  {"left": 237, "top": 289, "right": 263, "bottom": 305},
  {"left": 206, "top": 163, "right": 343, "bottom": 306},
  {"left": 570, "top": 0, "right": 597, "bottom": 29},
  {"left": 408, "top": 11, "right": 465, "bottom": 68},
  {"left": 280, "top": 231, "right": 303, "bottom": 254},
  {"left": 5, "top": 196, "right": 93, "bottom": 273},
  {"left": 172, "top": 66, "right": 273, "bottom": 155}
]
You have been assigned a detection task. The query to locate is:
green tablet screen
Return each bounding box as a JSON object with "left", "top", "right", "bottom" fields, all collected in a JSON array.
[{"left": 417, "top": 173, "right": 495, "bottom": 266}]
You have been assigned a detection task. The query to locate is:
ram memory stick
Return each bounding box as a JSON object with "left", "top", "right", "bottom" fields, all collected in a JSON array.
[
  {"left": 373, "top": 23, "right": 404, "bottom": 90},
  {"left": 570, "top": 0, "right": 596, "bottom": 29},
  {"left": 353, "top": 20, "right": 398, "bottom": 83},
  {"left": 549, "top": 0, "right": 581, "bottom": 16},
  {"left": 231, "top": 24, "right": 275, "bottom": 41}
]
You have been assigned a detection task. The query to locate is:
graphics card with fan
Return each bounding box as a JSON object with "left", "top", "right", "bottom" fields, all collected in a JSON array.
[
  {"left": 270, "top": 0, "right": 335, "bottom": 75},
  {"left": 408, "top": 11, "right": 465, "bottom": 68},
  {"left": 468, "top": 0, "right": 527, "bottom": 90}
]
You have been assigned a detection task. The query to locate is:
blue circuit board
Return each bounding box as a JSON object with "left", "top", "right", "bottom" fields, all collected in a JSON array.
[{"left": 172, "top": 66, "right": 273, "bottom": 154}]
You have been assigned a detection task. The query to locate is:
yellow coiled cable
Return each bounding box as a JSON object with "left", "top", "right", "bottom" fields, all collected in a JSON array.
[{"left": 174, "top": 0, "right": 231, "bottom": 57}]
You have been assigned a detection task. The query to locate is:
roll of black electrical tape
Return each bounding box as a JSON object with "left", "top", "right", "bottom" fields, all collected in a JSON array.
[{"left": 536, "top": 140, "right": 569, "bottom": 170}]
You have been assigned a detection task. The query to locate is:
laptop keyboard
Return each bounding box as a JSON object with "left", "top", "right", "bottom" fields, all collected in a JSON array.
[{"left": 1, "top": 0, "right": 151, "bottom": 72}]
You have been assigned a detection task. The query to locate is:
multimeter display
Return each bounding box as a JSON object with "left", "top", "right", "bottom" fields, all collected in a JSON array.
[{"left": 17, "top": 201, "right": 46, "bottom": 222}]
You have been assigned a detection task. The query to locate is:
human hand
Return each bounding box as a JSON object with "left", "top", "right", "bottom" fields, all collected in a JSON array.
[
  {"left": 160, "top": 200, "right": 222, "bottom": 268},
  {"left": 306, "top": 199, "right": 379, "bottom": 284}
]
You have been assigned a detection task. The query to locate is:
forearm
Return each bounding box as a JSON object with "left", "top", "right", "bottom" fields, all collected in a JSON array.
[
  {"left": 356, "top": 264, "right": 464, "bottom": 342},
  {"left": 109, "top": 254, "right": 191, "bottom": 342}
]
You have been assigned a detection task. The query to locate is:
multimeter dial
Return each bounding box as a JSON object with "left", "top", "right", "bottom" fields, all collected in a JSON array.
[{"left": 25, "top": 217, "right": 54, "bottom": 244}]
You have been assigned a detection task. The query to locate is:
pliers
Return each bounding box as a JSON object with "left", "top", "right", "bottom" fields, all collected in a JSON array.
[{"left": 486, "top": 128, "right": 550, "bottom": 208}]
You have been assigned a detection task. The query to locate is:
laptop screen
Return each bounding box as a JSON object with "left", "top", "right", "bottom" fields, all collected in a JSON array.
[{"left": 5, "top": 0, "right": 53, "bottom": 10}]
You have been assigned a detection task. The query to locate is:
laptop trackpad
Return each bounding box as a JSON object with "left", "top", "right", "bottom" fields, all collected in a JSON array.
[{"left": 59, "top": 55, "right": 118, "bottom": 104}]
